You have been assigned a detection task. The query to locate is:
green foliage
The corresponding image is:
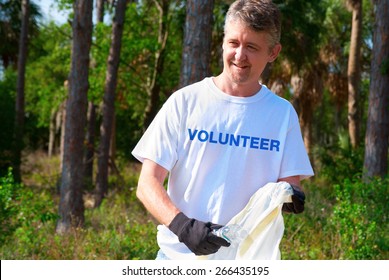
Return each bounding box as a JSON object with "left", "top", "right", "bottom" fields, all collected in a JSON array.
[
  {"left": 314, "top": 138, "right": 365, "bottom": 185},
  {"left": 0, "top": 155, "right": 158, "bottom": 260},
  {"left": 211, "top": 1, "right": 230, "bottom": 74},
  {"left": 25, "top": 22, "right": 71, "bottom": 129},
  {"left": 89, "top": 21, "right": 111, "bottom": 103},
  {"left": 1, "top": 188, "right": 158, "bottom": 259},
  {"left": 0, "top": 22, "right": 72, "bottom": 166},
  {"left": 0, "top": 168, "right": 20, "bottom": 244},
  {"left": 82, "top": 1, "right": 185, "bottom": 156},
  {"left": 274, "top": 0, "right": 326, "bottom": 70},
  {"left": 328, "top": 177, "right": 388, "bottom": 259},
  {"left": 281, "top": 179, "right": 333, "bottom": 260},
  {"left": 114, "top": 1, "right": 183, "bottom": 155},
  {"left": 0, "top": 69, "right": 16, "bottom": 175},
  {"left": 1, "top": 151, "right": 388, "bottom": 260},
  {"left": 0, "top": 168, "right": 58, "bottom": 247},
  {"left": 282, "top": 176, "right": 388, "bottom": 260},
  {"left": 0, "top": 0, "right": 42, "bottom": 68},
  {"left": 119, "top": 2, "right": 170, "bottom": 121}
]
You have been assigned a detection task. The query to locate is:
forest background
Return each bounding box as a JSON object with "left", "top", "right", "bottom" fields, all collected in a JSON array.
[{"left": 0, "top": 0, "right": 388, "bottom": 260}]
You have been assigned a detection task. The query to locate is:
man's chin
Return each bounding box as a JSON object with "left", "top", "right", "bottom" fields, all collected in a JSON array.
[{"left": 230, "top": 73, "right": 250, "bottom": 84}]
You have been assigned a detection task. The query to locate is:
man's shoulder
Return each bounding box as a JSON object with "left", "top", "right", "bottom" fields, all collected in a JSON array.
[
  {"left": 170, "top": 77, "right": 211, "bottom": 100},
  {"left": 179, "top": 77, "right": 210, "bottom": 92},
  {"left": 261, "top": 85, "right": 293, "bottom": 109}
]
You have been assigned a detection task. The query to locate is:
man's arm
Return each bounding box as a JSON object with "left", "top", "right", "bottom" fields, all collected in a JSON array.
[
  {"left": 136, "top": 159, "right": 230, "bottom": 255},
  {"left": 136, "top": 159, "right": 180, "bottom": 226}
]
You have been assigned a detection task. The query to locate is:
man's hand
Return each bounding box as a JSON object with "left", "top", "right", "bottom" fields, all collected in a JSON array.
[
  {"left": 282, "top": 185, "right": 305, "bottom": 214},
  {"left": 168, "top": 212, "right": 230, "bottom": 255}
]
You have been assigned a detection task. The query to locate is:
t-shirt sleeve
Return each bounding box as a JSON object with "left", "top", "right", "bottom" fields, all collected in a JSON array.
[
  {"left": 279, "top": 106, "right": 314, "bottom": 180},
  {"left": 131, "top": 95, "right": 180, "bottom": 171}
]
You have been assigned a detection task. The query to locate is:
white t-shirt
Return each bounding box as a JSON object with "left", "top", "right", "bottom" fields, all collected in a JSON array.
[{"left": 132, "top": 77, "right": 314, "bottom": 255}]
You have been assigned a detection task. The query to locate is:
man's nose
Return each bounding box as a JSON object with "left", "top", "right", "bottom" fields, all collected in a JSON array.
[{"left": 235, "top": 45, "right": 247, "bottom": 60}]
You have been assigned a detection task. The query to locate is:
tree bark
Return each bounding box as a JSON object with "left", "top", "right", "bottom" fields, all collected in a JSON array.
[
  {"left": 57, "top": 0, "right": 93, "bottom": 234},
  {"left": 96, "top": 0, "right": 105, "bottom": 23},
  {"left": 48, "top": 108, "right": 56, "bottom": 157},
  {"left": 84, "top": 101, "right": 96, "bottom": 187},
  {"left": 179, "top": 0, "right": 214, "bottom": 88},
  {"left": 363, "top": 0, "right": 389, "bottom": 180},
  {"left": 291, "top": 67, "right": 323, "bottom": 158},
  {"left": 13, "top": 0, "right": 29, "bottom": 183},
  {"left": 347, "top": 0, "right": 362, "bottom": 148},
  {"left": 83, "top": 0, "right": 106, "bottom": 191},
  {"left": 59, "top": 99, "right": 66, "bottom": 172},
  {"left": 291, "top": 75, "right": 312, "bottom": 154},
  {"left": 49, "top": 100, "right": 65, "bottom": 158},
  {"left": 95, "top": 0, "right": 127, "bottom": 208}
]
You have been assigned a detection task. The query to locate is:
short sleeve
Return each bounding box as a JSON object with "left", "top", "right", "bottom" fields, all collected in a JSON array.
[
  {"left": 279, "top": 106, "right": 314, "bottom": 180},
  {"left": 131, "top": 95, "right": 181, "bottom": 171}
]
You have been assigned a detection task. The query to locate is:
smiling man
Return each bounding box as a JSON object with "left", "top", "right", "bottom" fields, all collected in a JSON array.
[{"left": 132, "top": 0, "right": 314, "bottom": 260}]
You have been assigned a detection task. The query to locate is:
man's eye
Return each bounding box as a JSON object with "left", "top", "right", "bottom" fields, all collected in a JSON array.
[{"left": 247, "top": 45, "right": 258, "bottom": 51}]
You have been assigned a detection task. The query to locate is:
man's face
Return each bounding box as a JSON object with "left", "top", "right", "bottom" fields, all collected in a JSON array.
[{"left": 222, "top": 19, "right": 281, "bottom": 86}]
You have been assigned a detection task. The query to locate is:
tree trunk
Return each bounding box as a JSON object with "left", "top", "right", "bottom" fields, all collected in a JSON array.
[
  {"left": 56, "top": 0, "right": 93, "bottom": 234},
  {"left": 84, "top": 102, "right": 97, "bottom": 188},
  {"left": 347, "top": 0, "right": 362, "bottom": 148},
  {"left": 291, "top": 67, "right": 323, "bottom": 158},
  {"left": 179, "top": 0, "right": 214, "bottom": 88},
  {"left": 48, "top": 108, "right": 56, "bottom": 157},
  {"left": 59, "top": 99, "right": 66, "bottom": 172},
  {"left": 363, "top": 0, "right": 389, "bottom": 180},
  {"left": 110, "top": 113, "right": 116, "bottom": 162},
  {"left": 96, "top": 0, "right": 105, "bottom": 22},
  {"left": 13, "top": 0, "right": 29, "bottom": 183},
  {"left": 49, "top": 102, "right": 65, "bottom": 157},
  {"left": 291, "top": 75, "right": 312, "bottom": 154},
  {"left": 142, "top": 0, "right": 170, "bottom": 130},
  {"left": 83, "top": 0, "right": 106, "bottom": 191},
  {"left": 95, "top": 0, "right": 127, "bottom": 208}
]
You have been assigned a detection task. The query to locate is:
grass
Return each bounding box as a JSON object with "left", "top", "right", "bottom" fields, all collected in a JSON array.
[
  {"left": 0, "top": 150, "right": 387, "bottom": 260},
  {"left": 281, "top": 178, "right": 388, "bottom": 260},
  {"left": 0, "top": 151, "right": 159, "bottom": 260}
]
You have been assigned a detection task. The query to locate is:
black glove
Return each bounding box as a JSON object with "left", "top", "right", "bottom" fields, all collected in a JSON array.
[
  {"left": 168, "top": 212, "right": 230, "bottom": 255},
  {"left": 282, "top": 185, "right": 306, "bottom": 214}
]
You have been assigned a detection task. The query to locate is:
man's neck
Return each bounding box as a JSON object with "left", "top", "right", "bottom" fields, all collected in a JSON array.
[{"left": 213, "top": 75, "right": 261, "bottom": 97}]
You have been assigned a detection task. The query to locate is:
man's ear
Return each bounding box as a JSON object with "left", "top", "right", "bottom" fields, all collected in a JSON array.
[{"left": 268, "top": 43, "right": 282, "bottom": 62}]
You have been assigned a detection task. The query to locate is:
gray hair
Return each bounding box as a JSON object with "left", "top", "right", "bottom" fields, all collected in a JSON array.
[{"left": 225, "top": 0, "right": 281, "bottom": 47}]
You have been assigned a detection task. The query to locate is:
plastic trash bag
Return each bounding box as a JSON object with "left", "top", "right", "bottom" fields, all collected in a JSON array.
[{"left": 206, "top": 181, "right": 293, "bottom": 260}]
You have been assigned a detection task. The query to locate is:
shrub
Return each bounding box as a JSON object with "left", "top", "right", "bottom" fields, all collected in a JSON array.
[
  {"left": 314, "top": 143, "right": 364, "bottom": 186},
  {"left": 281, "top": 175, "right": 388, "bottom": 260},
  {"left": 328, "top": 176, "right": 388, "bottom": 259},
  {"left": 0, "top": 168, "right": 20, "bottom": 245},
  {"left": 0, "top": 71, "right": 16, "bottom": 176},
  {"left": 0, "top": 168, "right": 58, "bottom": 249},
  {"left": 0, "top": 159, "right": 158, "bottom": 260}
]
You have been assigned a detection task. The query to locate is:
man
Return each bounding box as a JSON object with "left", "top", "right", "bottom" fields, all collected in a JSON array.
[{"left": 132, "top": 0, "right": 314, "bottom": 259}]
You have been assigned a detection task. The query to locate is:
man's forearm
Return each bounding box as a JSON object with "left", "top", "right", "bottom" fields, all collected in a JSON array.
[{"left": 136, "top": 159, "right": 180, "bottom": 226}]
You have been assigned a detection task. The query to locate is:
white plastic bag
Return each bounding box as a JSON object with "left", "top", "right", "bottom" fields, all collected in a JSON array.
[{"left": 206, "top": 181, "right": 293, "bottom": 260}]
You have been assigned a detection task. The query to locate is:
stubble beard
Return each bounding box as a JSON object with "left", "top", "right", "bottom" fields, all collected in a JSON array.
[{"left": 229, "top": 64, "right": 250, "bottom": 84}]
